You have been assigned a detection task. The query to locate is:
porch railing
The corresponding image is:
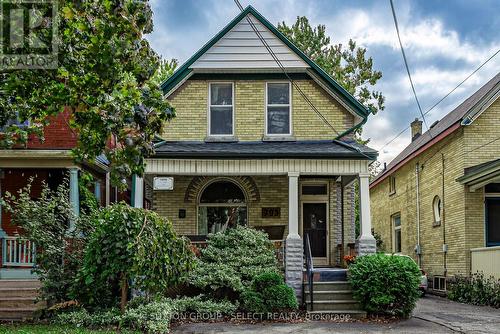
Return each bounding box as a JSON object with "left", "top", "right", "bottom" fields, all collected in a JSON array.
[
  {"left": 471, "top": 246, "right": 500, "bottom": 280},
  {"left": 1, "top": 237, "right": 36, "bottom": 267},
  {"left": 304, "top": 233, "right": 314, "bottom": 310}
]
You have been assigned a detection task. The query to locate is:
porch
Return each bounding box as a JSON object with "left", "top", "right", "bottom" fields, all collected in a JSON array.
[{"left": 142, "top": 140, "right": 378, "bottom": 299}]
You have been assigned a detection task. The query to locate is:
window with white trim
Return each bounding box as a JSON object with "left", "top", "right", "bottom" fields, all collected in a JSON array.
[
  {"left": 266, "top": 82, "right": 291, "bottom": 135},
  {"left": 392, "top": 213, "right": 401, "bottom": 253},
  {"left": 433, "top": 195, "right": 442, "bottom": 226},
  {"left": 209, "top": 83, "right": 233, "bottom": 136}
]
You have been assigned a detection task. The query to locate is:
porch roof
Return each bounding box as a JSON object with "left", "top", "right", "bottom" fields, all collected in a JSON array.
[
  {"left": 152, "top": 140, "right": 377, "bottom": 160},
  {"left": 457, "top": 158, "right": 500, "bottom": 191}
]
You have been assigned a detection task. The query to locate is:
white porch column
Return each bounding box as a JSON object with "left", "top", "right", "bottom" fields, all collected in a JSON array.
[
  {"left": 285, "top": 172, "right": 303, "bottom": 301},
  {"left": 131, "top": 174, "right": 144, "bottom": 209},
  {"left": 69, "top": 168, "right": 80, "bottom": 231},
  {"left": 94, "top": 180, "right": 101, "bottom": 206},
  {"left": 357, "top": 173, "right": 376, "bottom": 255}
]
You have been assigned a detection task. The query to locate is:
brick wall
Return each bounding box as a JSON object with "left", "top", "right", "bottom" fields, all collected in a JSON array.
[
  {"left": 27, "top": 109, "right": 78, "bottom": 149},
  {"left": 370, "top": 98, "right": 499, "bottom": 277},
  {"left": 162, "top": 79, "right": 354, "bottom": 141}
]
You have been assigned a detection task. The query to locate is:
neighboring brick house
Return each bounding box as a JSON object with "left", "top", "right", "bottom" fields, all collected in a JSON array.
[
  {"left": 133, "top": 6, "right": 378, "bottom": 303},
  {"left": 0, "top": 110, "right": 116, "bottom": 279},
  {"left": 370, "top": 73, "right": 500, "bottom": 291}
]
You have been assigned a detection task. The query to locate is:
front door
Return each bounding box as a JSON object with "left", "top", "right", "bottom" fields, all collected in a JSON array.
[{"left": 302, "top": 202, "right": 328, "bottom": 265}]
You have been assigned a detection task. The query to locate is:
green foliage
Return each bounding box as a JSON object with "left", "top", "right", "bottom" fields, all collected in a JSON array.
[
  {"left": 188, "top": 226, "right": 279, "bottom": 299},
  {"left": 55, "top": 296, "right": 237, "bottom": 333},
  {"left": 448, "top": 273, "right": 500, "bottom": 308},
  {"left": 2, "top": 179, "right": 92, "bottom": 304},
  {"left": 348, "top": 254, "right": 421, "bottom": 317},
  {"left": 0, "top": 0, "right": 177, "bottom": 186},
  {"left": 278, "top": 16, "right": 385, "bottom": 118},
  {"left": 241, "top": 271, "right": 298, "bottom": 314},
  {"left": 78, "top": 171, "right": 99, "bottom": 215},
  {"left": 77, "top": 204, "right": 195, "bottom": 307}
]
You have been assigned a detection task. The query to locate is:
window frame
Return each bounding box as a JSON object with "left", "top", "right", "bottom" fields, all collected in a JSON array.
[
  {"left": 207, "top": 82, "right": 235, "bottom": 137},
  {"left": 265, "top": 81, "right": 292, "bottom": 136},
  {"left": 196, "top": 178, "right": 248, "bottom": 235},
  {"left": 389, "top": 175, "right": 396, "bottom": 195},
  {"left": 485, "top": 196, "right": 500, "bottom": 247},
  {"left": 433, "top": 195, "right": 442, "bottom": 226},
  {"left": 392, "top": 213, "right": 402, "bottom": 253}
]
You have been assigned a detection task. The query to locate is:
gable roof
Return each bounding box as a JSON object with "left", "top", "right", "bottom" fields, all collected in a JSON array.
[
  {"left": 371, "top": 72, "right": 500, "bottom": 188},
  {"left": 160, "top": 5, "right": 370, "bottom": 137}
]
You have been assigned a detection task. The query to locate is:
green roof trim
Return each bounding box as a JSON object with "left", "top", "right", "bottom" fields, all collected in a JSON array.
[{"left": 160, "top": 5, "right": 371, "bottom": 137}]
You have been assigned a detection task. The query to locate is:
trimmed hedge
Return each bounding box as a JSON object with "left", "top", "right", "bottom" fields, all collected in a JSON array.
[{"left": 348, "top": 253, "right": 421, "bottom": 317}]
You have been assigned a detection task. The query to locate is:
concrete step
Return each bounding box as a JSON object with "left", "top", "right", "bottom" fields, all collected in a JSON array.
[
  {"left": 0, "top": 287, "right": 40, "bottom": 298},
  {"left": 0, "top": 297, "right": 45, "bottom": 309},
  {"left": 309, "top": 281, "right": 351, "bottom": 291},
  {"left": 0, "top": 279, "right": 41, "bottom": 289},
  {"left": 307, "top": 310, "right": 367, "bottom": 320},
  {"left": 306, "top": 299, "right": 361, "bottom": 311},
  {"left": 304, "top": 290, "right": 354, "bottom": 300},
  {"left": 0, "top": 307, "right": 41, "bottom": 321}
]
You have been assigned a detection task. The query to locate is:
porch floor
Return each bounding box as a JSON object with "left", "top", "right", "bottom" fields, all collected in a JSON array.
[{"left": 304, "top": 268, "right": 347, "bottom": 282}]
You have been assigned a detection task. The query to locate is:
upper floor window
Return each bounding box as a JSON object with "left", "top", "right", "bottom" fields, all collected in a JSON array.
[
  {"left": 389, "top": 175, "right": 396, "bottom": 195},
  {"left": 0, "top": 111, "right": 29, "bottom": 131},
  {"left": 433, "top": 195, "right": 442, "bottom": 226},
  {"left": 266, "top": 82, "right": 291, "bottom": 135},
  {"left": 209, "top": 83, "right": 233, "bottom": 136}
]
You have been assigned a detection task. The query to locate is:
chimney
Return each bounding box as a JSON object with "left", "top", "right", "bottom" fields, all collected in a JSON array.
[{"left": 411, "top": 118, "right": 422, "bottom": 141}]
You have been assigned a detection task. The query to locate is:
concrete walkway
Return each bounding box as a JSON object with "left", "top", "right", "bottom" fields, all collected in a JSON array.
[{"left": 172, "top": 296, "right": 500, "bottom": 334}]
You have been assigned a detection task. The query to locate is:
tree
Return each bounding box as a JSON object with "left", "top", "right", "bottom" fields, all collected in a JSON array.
[
  {"left": 0, "top": 0, "right": 175, "bottom": 186},
  {"left": 278, "top": 17, "right": 385, "bottom": 118}
]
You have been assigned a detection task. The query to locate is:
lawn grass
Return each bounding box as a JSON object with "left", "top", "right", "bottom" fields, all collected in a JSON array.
[{"left": 0, "top": 324, "right": 139, "bottom": 334}]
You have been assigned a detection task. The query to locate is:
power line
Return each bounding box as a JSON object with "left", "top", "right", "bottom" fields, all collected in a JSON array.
[
  {"left": 233, "top": 0, "right": 340, "bottom": 137},
  {"left": 390, "top": 0, "right": 431, "bottom": 136},
  {"left": 379, "top": 48, "right": 499, "bottom": 151}
]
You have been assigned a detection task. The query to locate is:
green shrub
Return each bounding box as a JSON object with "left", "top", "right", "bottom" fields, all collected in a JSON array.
[
  {"left": 172, "top": 295, "right": 237, "bottom": 315},
  {"left": 122, "top": 300, "right": 174, "bottom": 333},
  {"left": 188, "top": 226, "right": 279, "bottom": 300},
  {"left": 348, "top": 254, "right": 421, "bottom": 317},
  {"left": 54, "top": 308, "right": 121, "bottom": 328},
  {"left": 241, "top": 271, "right": 298, "bottom": 314},
  {"left": 76, "top": 204, "right": 195, "bottom": 309},
  {"left": 448, "top": 273, "right": 500, "bottom": 308}
]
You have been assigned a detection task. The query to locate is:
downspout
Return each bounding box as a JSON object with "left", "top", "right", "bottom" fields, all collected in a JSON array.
[
  {"left": 441, "top": 153, "right": 447, "bottom": 276},
  {"left": 415, "top": 163, "right": 422, "bottom": 266}
]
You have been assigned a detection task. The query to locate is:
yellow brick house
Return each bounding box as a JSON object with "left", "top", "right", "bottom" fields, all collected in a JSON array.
[
  {"left": 130, "top": 6, "right": 378, "bottom": 300},
  {"left": 370, "top": 73, "right": 500, "bottom": 291}
]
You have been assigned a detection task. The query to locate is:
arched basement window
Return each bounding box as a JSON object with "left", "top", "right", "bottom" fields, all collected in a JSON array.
[
  {"left": 433, "top": 195, "right": 442, "bottom": 226},
  {"left": 197, "top": 180, "right": 247, "bottom": 235}
]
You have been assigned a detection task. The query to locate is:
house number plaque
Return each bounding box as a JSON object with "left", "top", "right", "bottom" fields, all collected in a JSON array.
[
  {"left": 153, "top": 177, "right": 174, "bottom": 190},
  {"left": 262, "top": 207, "right": 281, "bottom": 218}
]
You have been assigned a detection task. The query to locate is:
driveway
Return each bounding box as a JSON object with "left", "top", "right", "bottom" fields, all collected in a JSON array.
[{"left": 172, "top": 296, "right": 500, "bottom": 334}]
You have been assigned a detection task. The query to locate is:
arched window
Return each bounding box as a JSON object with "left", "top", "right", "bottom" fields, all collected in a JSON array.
[
  {"left": 197, "top": 180, "right": 247, "bottom": 235},
  {"left": 433, "top": 196, "right": 442, "bottom": 226}
]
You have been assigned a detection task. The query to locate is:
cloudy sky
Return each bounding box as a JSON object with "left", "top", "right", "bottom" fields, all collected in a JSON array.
[{"left": 147, "top": 0, "right": 500, "bottom": 164}]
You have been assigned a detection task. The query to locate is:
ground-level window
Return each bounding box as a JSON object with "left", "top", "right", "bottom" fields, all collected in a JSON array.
[
  {"left": 485, "top": 197, "right": 500, "bottom": 246},
  {"left": 392, "top": 213, "right": 402, "bottom": 253},
  {"left": 266, "top": 82, "right": 291, "bottom": 135},
  {"left": 197, "top": 180, "right": 247, "bottom": 235},
  {"left": 433, "top": 195, "right": 442, "bottom": 226}
]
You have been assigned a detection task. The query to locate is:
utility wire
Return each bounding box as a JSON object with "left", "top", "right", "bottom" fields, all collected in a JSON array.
[
  {"left": 233, "top": 0, "right": 340, "bottom": 137},
  {"left": 390, "top": 0, "right": 431, "bottom": 136},
  {"left": 379, "top": 49, "right": 499, "bottom": 151}
]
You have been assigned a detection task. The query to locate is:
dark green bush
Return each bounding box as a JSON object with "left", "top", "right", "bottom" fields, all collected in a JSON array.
[
  {"left": 348, "top": 254, "right": 421, "bottom": 317},
  {"left": 241, "top": 270, "right": 298, "bottom": 314},
  {"left": 448, "top": 273, "right": 500, "bottom": 308},
  {"left": 188, "top": 226, "right": 279, "bottom": 300}
]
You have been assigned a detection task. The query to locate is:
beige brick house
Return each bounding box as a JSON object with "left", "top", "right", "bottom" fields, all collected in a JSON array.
[
  {"left": 370, "top": 73, "right": 500, "bottom": 290},
  {"left": 130, "top": 6, "right": 378, "bottom": 299}
]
